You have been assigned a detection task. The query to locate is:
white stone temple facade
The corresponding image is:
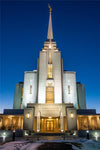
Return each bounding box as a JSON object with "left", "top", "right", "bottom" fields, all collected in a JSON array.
[
  {"left": 3, "top": 7, "right": 100, "bottom": 134},
  {"left": 21, "top": 8, "right": 86, "bottom": 132},
  {"left": 21, "top": 8, "right": 82, "bottom": 109}
]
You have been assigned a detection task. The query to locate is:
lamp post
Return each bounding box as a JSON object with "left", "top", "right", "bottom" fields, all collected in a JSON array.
[
  {"left": 26, "top": 113, "right": 30, "bottom": 119},
  {"left": 86, "top": 130, "right": 89, "bottom": 139},
  {"left": 13, "top": 129, "right": 15, "bottom": 141},
  {"left": 71, "top": 112, "right": 74, "bottom": 119}
]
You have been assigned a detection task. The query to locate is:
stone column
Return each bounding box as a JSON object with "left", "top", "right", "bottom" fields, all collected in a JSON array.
[
  {"left": 0, "top": 117, "right": 3, "bottom": 128},
  {"left": 97, "top": 116, "right": 100, "bottom": 129},
  {"left": 18, "top": 117, "right": 20, "bottom": 128},
  {"left": 21, "top": 117, "right": 23, "bottom": 129},
  {"left": 60, "top": 112, "right": 63, "bottom": 132},
  {"left": 2, "top": 117, "right": 4, "bottom": 127},
  {"left": 77, "top": 117, "right": 79, "bottom": 130},
  {"left": 88, "top": 116, "right": 91, "bottom": 130},
  {"left": 37, "top": 111, "right": 40, "bottom": 132}
]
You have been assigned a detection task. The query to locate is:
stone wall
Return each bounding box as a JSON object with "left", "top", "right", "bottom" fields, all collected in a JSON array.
[
  {"left": 77, "top": 83, "right": 86, "bottom": 109},
  {"left": 52, "top": 51, "right": 62, "bottom": 103},
  {"left": 13, "top": 82, "right": 23, "bottom": 109},
  {"left": 38, "top": 51, "right": 47, "bottom": 103},
  {"left": 63, "top": 71, "right": 78, "bottom": 108},
  {"left": 23, "top": 71, "right": 37, "bottom": 108}
]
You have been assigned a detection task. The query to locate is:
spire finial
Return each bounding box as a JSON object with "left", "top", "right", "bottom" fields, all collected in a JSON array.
[
  {"left": 47, "top": 4, "right": 53, "bottom": 40},
  {"left": 48, "top": 4, "right": 52, "bottom": 13}
]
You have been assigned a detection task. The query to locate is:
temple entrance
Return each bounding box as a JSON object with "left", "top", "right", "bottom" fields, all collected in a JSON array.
[
  {"left": 46, "top": 120, "right": 54, "bottom": 131},
  {"left": 40, "top": 117, "right": 60, "bottom": 133}
]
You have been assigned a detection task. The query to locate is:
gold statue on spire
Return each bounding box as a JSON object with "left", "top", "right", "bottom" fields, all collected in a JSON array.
[{"left": 48, "top": 4, "right": 52, "bottom": 13}]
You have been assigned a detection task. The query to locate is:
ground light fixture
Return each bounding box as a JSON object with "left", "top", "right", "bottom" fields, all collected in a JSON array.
[
  {"left": 37, "top": 129, "right": 40, "bottom": 132},
  {"left": 95, "top": 132, "right": 98, "bottom": 140},
  {"left": 2, "top": 132, "right": 6, "bottom": 142},
  {"left": 61, "top": 129, "right": 64, "bottom": 133},
  {"left": 25, "top": 130, "right": 28, "bottom": 136}
]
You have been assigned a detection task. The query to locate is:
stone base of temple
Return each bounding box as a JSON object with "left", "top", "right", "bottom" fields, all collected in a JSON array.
[
  {"left": 0, "top": 108, "right": 100, "bottom": 133},
  {"left": 23, "top": 103, "right": 77, "bottom": 132}
]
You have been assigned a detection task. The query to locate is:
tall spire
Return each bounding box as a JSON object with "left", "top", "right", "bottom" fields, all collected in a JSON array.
[{"left": 47, "top": 5, "right": 53, "bottom": 40}]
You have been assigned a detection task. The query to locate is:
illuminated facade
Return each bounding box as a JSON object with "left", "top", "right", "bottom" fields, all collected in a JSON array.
[
  {"left": 22, "top": 8, "right": 80, "bottom": 132},
  {"left": 0, "top": 7, "right": 100, "bottom": 133}
]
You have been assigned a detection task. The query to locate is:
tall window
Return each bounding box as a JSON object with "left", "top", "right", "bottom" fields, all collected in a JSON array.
[
  {"left": 68, "top": 85, "right": 70, "bottom": 94},
  {"left": 49, "top": 50, "right": 52, "bottom": 64},
  {"left": 46, "top": 85, "right": 54, "bottom": 103},
  {"left": 48, "top": 64, "right": 52, "bottom": 78},
  {"left": 30, "top": 85, "right": 32, "bottom": 94},
  {"left": 20, "top": 101, "right": 22, "bottom": 109},
  {"left": 20, "top": 88, "right": 23, "bottom": 109},
  {"left": 21, "top": 88, "right": 23, "bottom": 98}
]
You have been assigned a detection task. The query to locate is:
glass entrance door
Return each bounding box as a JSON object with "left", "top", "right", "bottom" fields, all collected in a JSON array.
[
  {"left": 40, "top": 117, "right": 60, "bottom": 133},
  {"left": 46, "top": 120, "right": 54, "bottom": 131}
]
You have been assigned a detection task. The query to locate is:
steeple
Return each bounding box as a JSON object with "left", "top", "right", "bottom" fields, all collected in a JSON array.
[{"left": 47, "top": 5, "right": 53, "bottom": 40}]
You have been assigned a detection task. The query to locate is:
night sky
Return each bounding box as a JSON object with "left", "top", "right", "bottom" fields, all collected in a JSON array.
[{"left": 0, "top": 1, "right": 100, "bottom": 113}]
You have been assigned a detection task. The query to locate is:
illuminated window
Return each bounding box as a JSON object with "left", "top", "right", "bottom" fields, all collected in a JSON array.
[
  {"left": 30, "top": 85, "right": 32, "bottom": 94},
  {"left": 20, "top": 101, "right": 22, "bottom": 109},
  {"left": 49, "top": 50, "right": 52, "bottom": 64},
  {"left": 46, "top": 86, "right": 54, "bottom": 103},
  {"left": 68, "top": 85, "right": 70, "bottom": 94},
  {"left": 48, "top": 64, "right": 52, "bottom": 78},
  {"left": 21, "top": 88, "right": 23, "bottom": 98}
]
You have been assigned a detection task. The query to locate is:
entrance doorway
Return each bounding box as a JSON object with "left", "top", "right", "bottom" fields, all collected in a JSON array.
[
  {"left": 40, "top": 117, "right": 60, "bottom": 133},
  {"left": 46, "top": 120, "right": 54, "bottom": 131}
]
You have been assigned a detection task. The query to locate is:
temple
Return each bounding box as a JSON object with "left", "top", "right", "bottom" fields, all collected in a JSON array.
[{"left": 0, "top": 7, "right": 100, "bottom": 133}]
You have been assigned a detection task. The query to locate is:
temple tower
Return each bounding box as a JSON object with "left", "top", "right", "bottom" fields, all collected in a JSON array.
[{"left": 38, "top": 6, "right": 63, "bottom": 104}]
